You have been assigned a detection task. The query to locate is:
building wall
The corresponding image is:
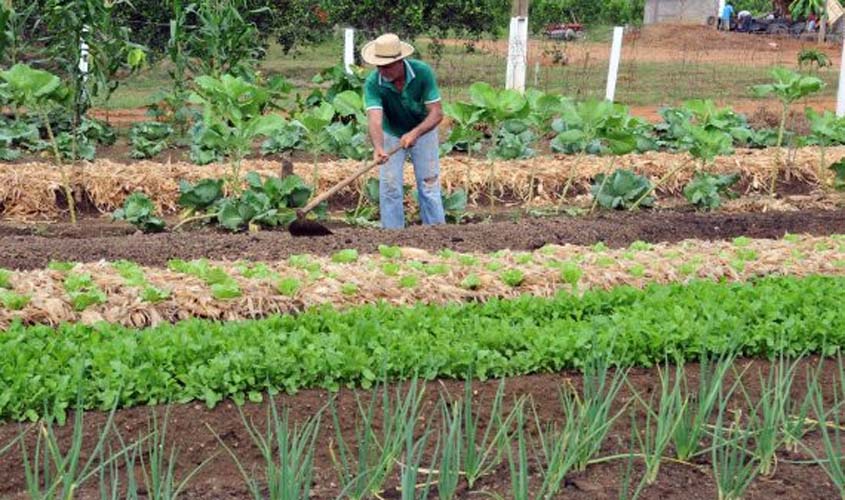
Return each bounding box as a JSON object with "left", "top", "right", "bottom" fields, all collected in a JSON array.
[{"left": 644, "top": 0, "right": 720, "bottom": 24}]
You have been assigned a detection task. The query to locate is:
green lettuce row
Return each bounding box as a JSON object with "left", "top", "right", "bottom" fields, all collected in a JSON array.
[{"left": 2, "top": 275, "right": 845, "bottom": 422}]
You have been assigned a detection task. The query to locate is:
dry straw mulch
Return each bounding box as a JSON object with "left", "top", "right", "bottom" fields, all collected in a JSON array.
[
  {"left": 2, "top": 235, "right": 844, "bottom": 329},
  {"left": 0, "top": 146, "right": 841, "bottom": 221}
]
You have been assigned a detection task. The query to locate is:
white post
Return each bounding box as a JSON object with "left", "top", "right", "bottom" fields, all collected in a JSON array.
[
  {"left": 506, "top": 16, "right": 529, "bottom": 92},
  {"left": 343, "top": 28, "right": 355, "bottom": 74},
  {"left": 605, "top": 26, "right": 624, "bottom": 102},
  {"left": 838, "top": 35, "right": 845, "bottom": 117},
  {"left": 79, "top": 26, "right": 90, "bottom": 80}
]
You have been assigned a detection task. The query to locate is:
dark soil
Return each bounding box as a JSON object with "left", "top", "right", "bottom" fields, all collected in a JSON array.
[
  {"left": 0, "top": 357, "right": 841, "bottom": 499},
  {"left": 1, "top": 209, "right": 845, "bottom": 270}
]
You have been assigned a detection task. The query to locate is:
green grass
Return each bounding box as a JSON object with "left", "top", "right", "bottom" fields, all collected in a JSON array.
[{"left": 101, "top": 33, "right": 839, "bottom": 111}]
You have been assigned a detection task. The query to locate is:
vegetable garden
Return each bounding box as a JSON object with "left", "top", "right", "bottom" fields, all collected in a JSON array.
[{"left": 5, "top": 1, "right": 845, "bottom": 498}]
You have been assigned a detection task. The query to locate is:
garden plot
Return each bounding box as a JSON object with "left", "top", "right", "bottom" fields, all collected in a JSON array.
[
  {"left": 1, "top": 146, "right": 843, "bottom": 221},
  {"left": 1, "top": 235, "right": 844, "bottom": 329}
]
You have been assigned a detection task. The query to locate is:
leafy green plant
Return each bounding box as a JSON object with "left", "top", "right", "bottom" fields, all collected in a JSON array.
[
  {"left": 0, "top": 289, "right": 29, "bottom": 310},
  {"left": 129, "top": 122, "right": 174, "bottom": 159},
  {"left": 798, "top": 48, "right": 831, "bottom": 71},
  {"left": 441, "top": 101, "right": 484, "bottom": 155},
  {"left": 332, "top": 249, "right": 359, "bottom": 264},
  {"left": 500, "top": 268, "right": 525, "bottom": 287},
  {"left": 684, "top": 172, "right": 740, "bottom": 210},
  {"left": 550, "top": 99, "right": 643, "bottom": 156},
  {"left": 140, "top": 286, "right": 171, "bottom": 304},
  {"left": 188, "top": 74, "right": 285, "bottom": 187},
  {"left": 0, "top": 64, "right": 77, "bottom": 223},
  {"left": 399, "top": 275, "right": 419, "bottom": 289},
  {"left": 168, "top": 258, "right": 242, "bottom": 300},
  {"left": 112, "top": 192, "right": 166, "bottom": 233},
  {"left": 591, "top": 169, "right": 653, "bottom": 210},
  {"left": 277, "top": 277, "right": 302, "bottom": 297},
  {"left": 832, "top": 158, "right": 845, "bottom": 191},
  {"left": 489, "top": 119, "right": 535, "bottom": 160},
  {"left": 64, "top": 273, "right": 107, "bottom": 311},
  {"left": 177, "top": 178, "right": 225, "bottom": 215},
  {"left": 751, "top": 68, "right": 824, "bottom": 194},
  {"left": 804, "top": 109, "right": 845, "bottom": 185}
]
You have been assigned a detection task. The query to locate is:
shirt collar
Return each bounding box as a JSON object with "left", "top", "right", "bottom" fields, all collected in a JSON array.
[{"left": 378, "top": 59, "right": 415, "bottom": 88}]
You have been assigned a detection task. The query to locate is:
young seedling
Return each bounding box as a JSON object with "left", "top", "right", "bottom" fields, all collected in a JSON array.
[
  {"left": 331, "top": 380, "right": 425, "bottom": 500},
  {"left": 711, "top": 389, "right": 760, "bottom": 500},
  {"left": 212, "top": 400, "right": 321, "bottom": 500},
  {"left": 629, "top": 361, "right": 686, "bottom": 485}
]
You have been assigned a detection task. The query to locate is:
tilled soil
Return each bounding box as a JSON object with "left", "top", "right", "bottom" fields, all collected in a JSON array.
[
  {"left": 0, "top": 358, "right": 841, "bottom": 499},
  {"left": 2, "top": 209, "right": 845, "bottom": 270}
]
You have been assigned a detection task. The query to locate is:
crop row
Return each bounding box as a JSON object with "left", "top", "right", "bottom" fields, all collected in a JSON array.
[
  {"left": 3, "top": 354, "right": 845, "bottom": 499},
  {"left": 2, "top": 274, "right": 845, "bottom": 421},
  {"left": 2, "top": 146, "right": 843, "bottom": 221},
  {"left": 1, "top": 234, "right": 843, "bottom": 329}
]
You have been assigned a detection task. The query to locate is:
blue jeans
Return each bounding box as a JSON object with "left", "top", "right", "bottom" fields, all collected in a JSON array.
[{"left": 380, "top": 129, "right": 446, "bottom": 229}]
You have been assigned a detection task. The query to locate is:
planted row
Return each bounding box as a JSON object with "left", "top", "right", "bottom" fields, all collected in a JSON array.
[
  {"left": 6, "top": 353, "right": 845, "bottom": 499},
  {"left": 3, "top": 275, "right": 845, "bottom": 421}
]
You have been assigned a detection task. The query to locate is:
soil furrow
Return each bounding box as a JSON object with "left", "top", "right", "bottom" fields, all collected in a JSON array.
[{"left": 2, "top": 209, "right": 845, "bottom": 270}]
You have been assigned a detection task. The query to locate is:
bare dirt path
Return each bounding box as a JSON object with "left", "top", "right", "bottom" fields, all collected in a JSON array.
[{"left": 1, "top": 209, "right": 844, "bottom": 270}]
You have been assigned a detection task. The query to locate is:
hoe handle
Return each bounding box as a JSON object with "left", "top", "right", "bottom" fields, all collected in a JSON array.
[{"left": 298, "top": 145, "right": 402, "bottom": 216}]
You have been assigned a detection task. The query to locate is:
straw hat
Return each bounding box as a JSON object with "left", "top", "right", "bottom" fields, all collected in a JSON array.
[{"left": 361, "top": 33, "right": 414, "bottom": 66}]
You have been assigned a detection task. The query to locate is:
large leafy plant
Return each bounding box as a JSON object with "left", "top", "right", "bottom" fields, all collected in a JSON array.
[
  {"left": 112, "top": 192, "right": 166, "bottom": 233},
  {"left": 0, "top": 64, "right": 78, "bottom": 223},
  {"left": 189, "top": 74, "right": 285, "bottom": 190},
  {"left": 751, "top": 68, "right": 824, "bottom": 194},
  {"left": 656, "top": 99, "right": 770, "bottom": 150},
  {"left": 591, "top": 169, "right": 654, "bottom": 210},
  {"left": 441, "top": 102, "right": 484, "bottom": 155},
  {"left": 804, "top": 108, "right": 845, "bottom": 186},
  {"left": 489, "top": 119, "right": 535, "bottom": 160},
  {"left": 129, "top": 122, "right": 174, "bottom": 159},
  {"left": 175, "top": 173, "right": 317, "bottom": 232},
  {"left": 550, "top": 99, "right": 646, "bottom": 156},
  {"left": 684, "top": 172, "right": 740, "bottom": 211}
]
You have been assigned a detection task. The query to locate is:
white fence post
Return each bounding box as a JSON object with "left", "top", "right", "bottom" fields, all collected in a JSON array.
[
  {"left": 343, "top": 28, "right": 355, "bottom": 74},
  {"left": 79, "top": 25, "right": 90, "bottom": 80},
  {"left": 605, "top": 26, "right": 624, "bottom": 102},
  {"left": 837, "top": 35, "right": 845, "bottom": 117},
  {"left": 506, "top": 16, "right": 529, "bottom": 92}
]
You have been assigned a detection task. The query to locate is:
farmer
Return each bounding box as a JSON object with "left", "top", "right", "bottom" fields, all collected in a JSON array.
[
  {"left": 362, "top": 33, "right": 446, "bottom": 229},
  {"left": 719, "top": 2, "right": 734, "bottom": 30}
]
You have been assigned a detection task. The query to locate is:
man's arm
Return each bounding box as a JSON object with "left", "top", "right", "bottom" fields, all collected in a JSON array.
[
  {"left": 400, "top": 101, "right": 443, "bottom": 149},
  {"left": 367, "top": 109, "right": 389, "bottom": 163}
]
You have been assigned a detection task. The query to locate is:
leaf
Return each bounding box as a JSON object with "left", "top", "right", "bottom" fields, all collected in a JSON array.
[
  {"left": 830, "top": 159, "right": 845, "bottom": 191},
  {"left": 178, "top": 179, "right": 224, "bottom": 211},
  {"left": 591, "top": 169, "right": 653, "bottom": 210},
  {"left": 332, "top": 90, "right": 363, "bottom": 117}
]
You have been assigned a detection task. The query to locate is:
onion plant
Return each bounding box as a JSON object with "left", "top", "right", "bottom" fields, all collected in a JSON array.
[
  {"left": 806, "top": 354, "right": 845, "bottom": 499},
  {"left": 710, "top": 393, "right": 760, "bottom": 500}
]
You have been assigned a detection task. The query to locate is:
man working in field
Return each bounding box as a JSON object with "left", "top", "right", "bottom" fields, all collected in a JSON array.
[{"left": 362, "top": 33, "right": 446, "bottom": 229}]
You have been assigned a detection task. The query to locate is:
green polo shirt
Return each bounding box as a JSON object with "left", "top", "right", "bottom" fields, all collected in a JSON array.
[{"left": 363, "top": 59, "right": 441, "bottom": 137}]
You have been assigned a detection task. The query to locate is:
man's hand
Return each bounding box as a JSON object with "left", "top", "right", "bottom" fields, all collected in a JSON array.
[
  {"left": 399, "top": 130, "right": 420, "bottom": 149},
  {"left": 373, "top": 147, "right": 390, "bottom": 164}
]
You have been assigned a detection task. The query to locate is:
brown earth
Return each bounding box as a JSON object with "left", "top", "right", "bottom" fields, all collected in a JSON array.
[
  {"left": 1, "top": 209, "right": 845, "bottom": 270},
  {"left": 0, "top": 357, "right": 841, "bottom": 499}
]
